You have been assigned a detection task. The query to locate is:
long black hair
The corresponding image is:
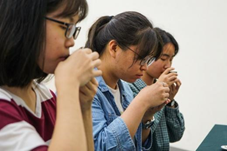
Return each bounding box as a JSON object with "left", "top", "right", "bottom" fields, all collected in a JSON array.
[
  {"left": 0, "top": 0, "right": 88, "bottom": 87},
  {"left": 85, "top": 11, "right": 160, "bottom": 63}
]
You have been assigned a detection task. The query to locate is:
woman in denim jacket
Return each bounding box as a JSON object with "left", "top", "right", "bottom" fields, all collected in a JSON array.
[{"left": 85, "top": 11, "right": 171, "bottom": 151}]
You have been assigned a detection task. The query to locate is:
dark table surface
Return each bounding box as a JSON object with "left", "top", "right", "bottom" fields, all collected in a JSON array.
[{"left": 196, "top": 124, "right": 227, "bottom": 151}]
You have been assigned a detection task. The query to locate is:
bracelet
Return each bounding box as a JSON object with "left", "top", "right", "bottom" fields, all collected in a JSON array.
[
  {"left": 142, "top": 117, "right": 155, "bottom": 129},
  {"left": 167, "top": 100, "right": 176, "bottom": 107}
]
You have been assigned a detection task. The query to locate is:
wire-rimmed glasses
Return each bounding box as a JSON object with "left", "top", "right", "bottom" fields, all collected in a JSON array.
[{"left": 122, "top": 45, "right": 156, "bottom": 66}]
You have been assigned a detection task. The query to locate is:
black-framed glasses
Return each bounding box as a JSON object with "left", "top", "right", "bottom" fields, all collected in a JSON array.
[
  {"left": 45, "top": 17, "right": 81, "bottom": 40},
  {"left": 122, "top": 45, "right": 156, "bottom": 66}
]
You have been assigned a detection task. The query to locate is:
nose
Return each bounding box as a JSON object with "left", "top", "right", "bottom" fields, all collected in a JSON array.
[
  {"left": 140, "top": 64, "right": 147, "bottom": 71},
  {"left": 164, "top": 61, "right": 172, "bottom": 69},
  {"left": 65, "top": 37, "right": 75, "bottom": 48}
]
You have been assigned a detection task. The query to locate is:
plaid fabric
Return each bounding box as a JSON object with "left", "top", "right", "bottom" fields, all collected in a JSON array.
[{"left": 128, "top": 79, "right": 185, "bottom": 151}]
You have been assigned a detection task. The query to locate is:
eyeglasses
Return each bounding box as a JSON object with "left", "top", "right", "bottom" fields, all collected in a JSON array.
[
  {"left": 123, "top": 45, "right": 156, "bottom": 66},
  {"left": 45, "top": 17, "right": 81, "bottom": 40}
]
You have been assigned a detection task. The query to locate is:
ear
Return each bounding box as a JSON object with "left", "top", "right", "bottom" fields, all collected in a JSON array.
[{"left": 108, "top": 40, "right": 118, "bottom": 58}]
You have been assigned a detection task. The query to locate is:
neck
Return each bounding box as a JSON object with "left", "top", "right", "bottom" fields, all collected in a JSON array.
[
  {"left": 98, "top": 63, "right": 118, "bottom": 89},
  {"left": 2, "top": 82, "right": 37, "bottom": 113},
  {"left": 141, "top": 72, "right": 155, "bottom": 85}
]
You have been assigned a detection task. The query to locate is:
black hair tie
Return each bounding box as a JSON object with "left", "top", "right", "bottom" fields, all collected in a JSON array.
[{"left": 109, "top": 16, "right": 114, "bottom": 20}]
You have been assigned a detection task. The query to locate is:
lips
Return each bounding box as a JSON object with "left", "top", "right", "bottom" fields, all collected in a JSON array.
[
  {"left": 58, "top": 56, "right": 67, "bottom": 61},
  {"left": 59, "top": 54, "right": 70, "bottom": 61},
  {"left": 136, "top": 74, "right": 143, "bottom": 78}
]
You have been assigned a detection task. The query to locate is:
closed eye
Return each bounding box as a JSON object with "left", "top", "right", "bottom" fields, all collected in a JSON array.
[
  {"left": 60, "top": 25, "right": 67, "bottom": 30},
  {"left": 160, "top": 58, "right": 167, "bottom": 61}
]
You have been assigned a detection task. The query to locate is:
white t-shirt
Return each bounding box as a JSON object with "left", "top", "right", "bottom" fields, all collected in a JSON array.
[{"left": 107, "top": 84, "right": 124, "bottom": 113}]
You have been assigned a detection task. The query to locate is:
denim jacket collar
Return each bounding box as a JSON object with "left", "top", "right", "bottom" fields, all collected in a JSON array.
[{"left": 96, "top": 76, "right": 128, "bottom": 99}]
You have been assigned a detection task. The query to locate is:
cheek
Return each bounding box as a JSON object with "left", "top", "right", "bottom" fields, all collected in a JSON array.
[
  {"left": 147, "top": 63, "right": 162, "bottom": 77},
  {"left": 40, "top": 38, "right": 63, "bottom": 73}
]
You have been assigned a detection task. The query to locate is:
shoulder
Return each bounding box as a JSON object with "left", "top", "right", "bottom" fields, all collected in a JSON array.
[
  {"left": 122, "top": 79, "right": 146, "bottom": 97},
  {"left": 0, "top": 88, "right": 13, "bottom": 101},
  {"left": 33, "top": 81, "right": 56, "bottom": 102}
]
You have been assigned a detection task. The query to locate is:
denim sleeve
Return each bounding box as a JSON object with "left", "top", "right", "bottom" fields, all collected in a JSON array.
[
  {"left": 92, "top": 97, "right": 135, "bottom": 151},
  {"left": 165, "top": 101, "right": 185, "bottom": 142}
]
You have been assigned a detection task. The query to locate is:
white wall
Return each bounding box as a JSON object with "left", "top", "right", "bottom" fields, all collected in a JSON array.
[{"left": 44, "top": 0, "right": 227, "bottom": 150}]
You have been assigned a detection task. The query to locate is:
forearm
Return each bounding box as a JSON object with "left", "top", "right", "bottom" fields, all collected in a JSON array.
[
  {"left": 93, "top": 117, "right": 135, "bottom": 151},
  {"left": 142, "top": 129, "right": 151, "bottom": 143},
  {"left": 141, "top": 112, "right": 155, "bottom": 143},
  {"left": 165, "top": 105, "right": 185, "bottom": 141},
  {"left": 121, "top": 98, "right": 148, "bottom": 139},
  {"left": 49, "top": 85, "right": 87, "bottom": 151},
  {"left": 82, "top": 105, "right": 94, "bottom": 151}
]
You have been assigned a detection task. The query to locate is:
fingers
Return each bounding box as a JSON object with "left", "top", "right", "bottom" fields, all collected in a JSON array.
[
  {"left": 158, "top": 69, "right": 178, "bottom": 87},
  {"left": 92, "top": 59, "right": 102, "bottom": 69},
  {"left": 175, "top": 79, "right": 182, "bottom": 87},
  {"left": 162, "top": 82, "right": 167, "bottom": 87},
  {"left": 93, "top": 70, "right": 102, "bottom": 77},
  {"left": 78, "top": 48, "right": 99, "bottom": 61},
  {"left": 162, "top": 82, "right": 170, "bottom": 101},
  {"left": 80, "top": 79, "right": 98, "bottom": 93},
  {"left": 164, "top": 99, "right": 171, "bottom": 104},
  {"left": 89, "top": 51, "right": 100, "bottom": 61},
  {"left": 161, "top": 82, "right": 169, "bottom": 90},
  {"left": 171, "top": 79, "right": 181, "bottom": 90},
  {"left": 79, "top": 91, "right": 86, "bottom": 101},
  {"left": 163, "top": 67, "right": 175, "bottom": 75},
  {"left": 90, "top": 77, "right": 98, "bottom": 86},
  {"left": 158, "top": 82, "right": 170, "bottom": 101},
  {"left": 79, "top": 85, "right": 90, "bottom": 94},
  {"left": 80, "top": 47, "right": 92, "bottom": 54},
  {"left": 83, "top": 49, "right": 102, "bottom": 77}
]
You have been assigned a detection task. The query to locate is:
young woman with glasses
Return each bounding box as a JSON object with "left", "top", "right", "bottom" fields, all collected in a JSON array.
[
  {"left": 128, "top": 27, "right": 185, "bottom": 151},
  {"left": 85, "top": 11, "right": 170, "bottom": 151},
  {"left": 0, "top": 0, "right": 102, "bottom": 150}
]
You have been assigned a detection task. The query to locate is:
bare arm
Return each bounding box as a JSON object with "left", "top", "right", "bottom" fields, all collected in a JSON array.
[
  {"left": 79, "top": 78, "right": 99, "bottom": 151},
  {"left": 49, "top": 49, "right": 101, "bottom": 151},
  {"left": 121, "top": 82, "right": 169, "bottom": 139},
  {"left": 50, "top": 85, "right": 87, "bottom": 151},
  {"left": 141, "top": 103, "right": 166, "bottom": 143}
]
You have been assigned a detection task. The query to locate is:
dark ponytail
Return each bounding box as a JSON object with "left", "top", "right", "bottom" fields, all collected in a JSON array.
[
  {"left": 86, "top": 11, "right": 160, "bottom": 60},
  {"left": 85, "top": 16, "right": 113, "bottom": 55}
]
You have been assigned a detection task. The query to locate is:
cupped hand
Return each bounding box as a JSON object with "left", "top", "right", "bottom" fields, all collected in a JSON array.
[
  {"left": 55, "top": 48, "right": 102, "bottom": 90},
  {"left": 169, "top": 78, "right": 181, "bottom": 100},
  {"left": 158, "top": 67, "right": 178, "bottom": 87},
  {"left": 136, "top": 81, "right": 170, "bottom": 109}
]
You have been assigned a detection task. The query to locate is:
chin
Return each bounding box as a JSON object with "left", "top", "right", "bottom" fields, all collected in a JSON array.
[
  {"left": 43, "top": 67, "right": 55, "bottom": 74},
  {"left": 123, "top": 78, "right": 137, "bottom": 83}
]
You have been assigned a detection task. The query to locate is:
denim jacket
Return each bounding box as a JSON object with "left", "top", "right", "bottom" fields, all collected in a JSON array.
[{"left": 92, "top": 76, "right": 152, "bottom": 151}]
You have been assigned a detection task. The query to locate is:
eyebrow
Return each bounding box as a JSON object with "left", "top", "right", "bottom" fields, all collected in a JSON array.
[
  {"left": 161, "top": 54, "right": 170, "bottom": 57},
  {"left": 52, "top": 14, "right": 76, "bottom": 24}
]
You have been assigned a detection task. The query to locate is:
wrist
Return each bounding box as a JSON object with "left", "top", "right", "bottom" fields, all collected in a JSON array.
[
  {"left": 56, "top": 81, "right": 80, "bottom": 93},
  {"left": 142, "top": 117, "right": 155, "bottom": 129},
  {"left": 142, "top": 112, "right": 154, "bottom": 123},
  {"left": 167, "top": 99, "right": 176, "bottom": 108},
  {"left": 80, "top": 102, "right": 92, "bottom": 113}
]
